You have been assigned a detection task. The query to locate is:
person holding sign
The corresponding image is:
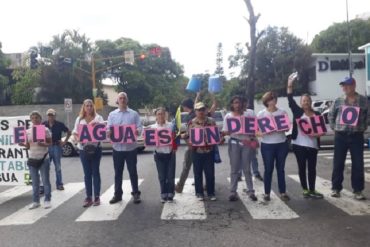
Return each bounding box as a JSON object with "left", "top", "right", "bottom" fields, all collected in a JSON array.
[
  {"left": 107, "top": 92, "right": 143, "bottom": 204},
  {"left": 184, "top": 102, "right": 219, "bottom": 201},
  {"left": 222, "top": 96, "right": 258, "bottom": 202},
  {"left": 19, "top": 111, "right": 52, "bottom": 210},
  {"left": 257, "top": 92, "right": 290, "bottom": 202},
  {"left": 328, "top": 77, "right": 368, "bottom": 200},
  {"left": 287, "top": 73, "right": 324, "bottom": 199},
  {"left": 149, "top": 107, "right": 177, "bottom": 203},
  {"left": 72, "top": 99, "right": 104, "bottom": 207}
]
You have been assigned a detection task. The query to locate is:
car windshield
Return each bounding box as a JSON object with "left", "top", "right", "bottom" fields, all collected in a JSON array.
[{"left": 212, "top": 112, "right": 223, "bottom": 121}]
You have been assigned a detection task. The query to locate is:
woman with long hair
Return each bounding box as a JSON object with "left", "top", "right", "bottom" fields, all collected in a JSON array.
[
  {"left": 287, "top": 74, "right": 323, "bottom": 199},
  {"left": 72, "top": 99, "right": 104, "bottom": 207}
]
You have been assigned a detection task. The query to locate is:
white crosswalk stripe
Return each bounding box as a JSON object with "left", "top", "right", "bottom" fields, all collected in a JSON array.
[
  {"left": 289, "top": 175, "right": 370, "bottom": 216},
  {"left": 0, "top": 183, "right": 84, "bottom": 226},
  {"left": 76, "top": 179, "right": 144, "bottom": 222},
  {"left": 161, "top": 178, "right": 206, "bottom": 220},
  {"left": 0, "top": 186, "right": 32, "bottom": 206},
  {"left": 228, "top": 178, "right": 299, "bottom": 220}
]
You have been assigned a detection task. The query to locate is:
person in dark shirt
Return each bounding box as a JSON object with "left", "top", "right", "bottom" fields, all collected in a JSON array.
[{"left": 43, "top": 108, "right": 71, "bottom": 190}]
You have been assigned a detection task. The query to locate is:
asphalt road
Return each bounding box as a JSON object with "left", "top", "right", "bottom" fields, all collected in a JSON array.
[{"left": 0, "top": 144, "right": 369, "bottom": 247}]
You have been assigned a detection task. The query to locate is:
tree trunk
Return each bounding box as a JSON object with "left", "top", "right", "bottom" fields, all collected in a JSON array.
[{"left": 243, "top": 0, "right": 261, "bottom": 110}]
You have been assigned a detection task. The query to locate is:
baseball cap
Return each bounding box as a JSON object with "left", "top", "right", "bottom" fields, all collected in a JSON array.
[
  {"left": 194, "top": 102, "right": 206, "bottom": 110},
  {"left": 181, "top": 98, "right": 194, "bottom": 109},
  {"left": 339, "top": 77, "right": 356, "bottom": 86},
  {"left": 46, "top": 108, "right": 56, "bottom": 116}
]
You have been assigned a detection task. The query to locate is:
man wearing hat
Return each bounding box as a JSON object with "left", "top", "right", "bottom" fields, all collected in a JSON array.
[
  {"left": 175, "top": 98, "right": 196, "bottom": 193},
  {"left": 328, "top": 77, "right": 368, "bottom": 200},
  {"left": 42, "top": 108, "right": 71, "bottom": 191}
]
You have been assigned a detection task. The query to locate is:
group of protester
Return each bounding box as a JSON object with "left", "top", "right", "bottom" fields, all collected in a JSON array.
[{"left": 20, "top": 74, "right": 368, "bottom": 210}]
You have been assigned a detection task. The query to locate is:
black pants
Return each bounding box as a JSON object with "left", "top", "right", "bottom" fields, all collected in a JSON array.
[{"left": 292, "top": 144, "right": 318, "bottom": 191}]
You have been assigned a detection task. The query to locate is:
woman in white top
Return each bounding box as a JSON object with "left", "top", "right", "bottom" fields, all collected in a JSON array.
[
  {"left": 150, "top": 107, "right": 177, "bottom": 203},
  {"left": 257, "top": 91, "right": 290, "bottom": 201},
  {"left": 72, "top": 99, "right": 104, "bottom": 207},
  {"left": 287, "top": 74, "right": 324, "bottom": 199},
  {"left": 222, "top": 96, "right": 258, "bottom": 202},
  {"left": 19, "top": 111, "right": 52, "bottom": 210}
]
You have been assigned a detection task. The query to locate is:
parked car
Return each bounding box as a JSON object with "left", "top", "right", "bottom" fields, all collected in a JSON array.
[
  {"left": 312, "top": 100, "right": 333, "bottom": 114},
  {"left": 62, "top": 121, "right": 146, "bottom": 157}
]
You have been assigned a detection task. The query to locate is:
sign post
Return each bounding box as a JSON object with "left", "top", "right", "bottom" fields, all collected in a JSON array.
[{"left": 64, "top": 98, "right": 72, "bottom": 129}]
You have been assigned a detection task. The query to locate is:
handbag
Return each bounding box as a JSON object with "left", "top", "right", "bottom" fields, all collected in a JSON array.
[{"left": 27, "top": 153, "right": 48, "bottom": 168}]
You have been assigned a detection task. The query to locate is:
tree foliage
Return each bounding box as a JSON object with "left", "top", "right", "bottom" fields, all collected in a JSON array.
[
  {"left": 230, "top": 26, "right": 313, "bottom": 98},
  {"left": 311, "top": 18, "right": 370, "bottom": 53},
  {"left": 0, "top": 42, "right": 11, "bottom": 104}
]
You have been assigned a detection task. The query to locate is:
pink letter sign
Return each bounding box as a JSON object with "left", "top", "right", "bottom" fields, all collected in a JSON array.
[
  {"left": 309, "top": 115, "right": 327, "bottom": 135},
  {"left": 13, "top": 127, "right": 26, "bottom": 144},
  {"left": 32, "top": 125, "right": 46, "bottom": 142},
  {"left": 340, "top": 106, "right": 360, "bottom": 127},
  {"left": 257, "top": 115, "right": 276, "bottom": 134},
  {"left": 226, "top": 117, "right": 243, "bottom": 134},
  {"left": 190, "top": 128, "right": 205, "bottom": 146},
  {"left": 274, "top": 114, "right": 291, "bottom": 132},
  {"left": 205, "top": 126, "right": 221, "bottom": 145},
  {"left": 157, "top": 128, "right": 172, "bottom": 146}
]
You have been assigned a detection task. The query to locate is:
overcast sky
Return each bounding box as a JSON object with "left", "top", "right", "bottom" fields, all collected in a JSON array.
[{"left": 0, "top": 0, "right": 369, "bottom": 77}]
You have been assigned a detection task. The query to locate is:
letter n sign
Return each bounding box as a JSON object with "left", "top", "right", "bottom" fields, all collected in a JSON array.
[{"left": 340, "top": 106, "right": 360, "bottom": 127}]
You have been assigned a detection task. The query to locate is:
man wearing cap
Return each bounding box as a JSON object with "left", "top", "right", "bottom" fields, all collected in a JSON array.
[
  {"left": 328, "top": 77, "right": 368, "bottom": 200},
  {"left": 42, "top": 109, "right": 71, "bottom": 191},
  {"left": 175, "top": 98, "right": 195, "bottom": 193}
]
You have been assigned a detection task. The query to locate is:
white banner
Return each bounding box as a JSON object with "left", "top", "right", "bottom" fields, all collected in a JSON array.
[{"left": 0, "top": 116, "right": 31, "bottom": 185}]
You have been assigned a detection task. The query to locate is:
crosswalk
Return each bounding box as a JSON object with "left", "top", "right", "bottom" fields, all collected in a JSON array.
[
  {"left": 0, "top": 176, "right": 369, "bottom": 226},
  {"left": 318, "top": 149, "right": 370, "bottom": 182}
]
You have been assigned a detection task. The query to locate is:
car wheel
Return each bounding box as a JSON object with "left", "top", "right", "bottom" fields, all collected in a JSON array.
[
  {"left": 137, "top": 147, "right": 145, "bottom": 153},
  {"left": 62, "top": 143, "right": 75, "bottom": 157}
]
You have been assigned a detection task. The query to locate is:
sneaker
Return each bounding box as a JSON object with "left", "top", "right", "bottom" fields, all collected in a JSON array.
[
  {"left": 44, "top": 201, "right": 52, "bottom": 209},
  {"left": 254, "top": 174, "right": 264, "bottom": 182},
  {"left": 29, "top": 202, "right": 40, "bottom": 210},
  {"left": 280, "top": 193, "right": 290, "bottom": 201},
  {"left": 209, "top": 196, "right": 217, "bottom": 201},
  {"left": 249, "top": 193, "right": 258, "bottom": 201},
  {"left": 196, "top": 195, "right": 204, "bottom": 201},
  {"left": 109, "top": 196, "right": 122, "bottom": 204},
  {"left": 263, "top": 194, "right": 271, "bottom": 201},
  {"left": 229, "top": 194, "right": 238, "bottom": 202},
  {"left": 93, "top": 197, "right": 101, "bottom": 206},
  {"left": 167, "top": 197, "right": 174, "bottom": 203},
  {"left": 175, "top": 184, "right": 183, "bottom": 194},
  {"left": 302, "top": 189, "right": 310, "bottom": 198},
  {"left": 57, "top": 185, "right": 65, "bottom": 191},
  {"left": 309, "top": 190, "right": 324, "bottom": 199},
  {"left": 132, "top": 192, "right": 141, "bottom": 204},
  {"left": 331, "top": 190, "right": 341, "bottom": 198},
  {"left": 83, "top": 198, "right": 93, "bottom": 208},
  {"left": 354, "top": 192, "right": 366, "bottom": 200},
  {"left": 160, "top": 198, "right": 167, "bottom": 203}
]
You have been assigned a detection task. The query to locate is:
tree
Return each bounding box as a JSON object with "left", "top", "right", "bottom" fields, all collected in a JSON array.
[
  {"left": 230, "top": 26, "right": 313, "bottom": 98},
  {"left": 11, "top": 66, "right": 41, "bottom": 104},
  {"left": 311, "top": 18, "right": 370, "bottom": 53},
  {"left": 215, "top": 42, "right": 224, "bottom": 76},
  {"left": 0, "top": 42, "right": 11, "bottom": 104}
]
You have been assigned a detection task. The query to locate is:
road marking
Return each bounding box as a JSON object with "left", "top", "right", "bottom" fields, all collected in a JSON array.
[
  {"left": 317, "top": 153, "right": 335, "bottom": 157},
  {"left": 161, "top": 178, "right": 206, "bottom": 220},
  {"left": 227, "top": 178, "right": 299, "bottom": 220},
  {"left": 76, "top": 179, "right": 144, "bottom": 222},
  {"left": 0, "top": 183, "right": 84, "bottom": 225},
  {"left": 0, "top": 186, "right": 32, "bottom": 206},
  {"left": 288, "top": 175, "right": 370, "bottom": 216},
  {"left": 323, "top": 155, "right": 370, "bottom": 160}
]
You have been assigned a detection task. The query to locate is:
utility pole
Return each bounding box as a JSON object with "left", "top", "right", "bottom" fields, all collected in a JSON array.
[
  {"left": 346, "top": 0, "right": 353, "bottom": 78},
  {"left": 91, "top": 54, "right": 97, "bottom": 99}
]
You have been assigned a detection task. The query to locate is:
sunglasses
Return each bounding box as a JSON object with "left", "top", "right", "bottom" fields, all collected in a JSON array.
[{"left": 197, "top": 108, "right": 206, "bottom": 112}]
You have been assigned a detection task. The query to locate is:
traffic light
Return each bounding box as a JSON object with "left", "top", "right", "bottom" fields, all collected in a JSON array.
[{"left": 30, "top": 52, "right": 38, "bottom": 69}]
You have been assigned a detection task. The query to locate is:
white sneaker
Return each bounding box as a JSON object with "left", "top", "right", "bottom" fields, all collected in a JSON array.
[
  {"left": 29, "top": 202, "right": 40, "bottom": 210},
  {"left": 44, "top": 201, "right": 52, "bottom": 209}
]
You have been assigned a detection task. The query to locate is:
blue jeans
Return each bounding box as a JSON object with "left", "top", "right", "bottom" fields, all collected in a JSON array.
[
  {"left": 113, "top": 149, "right": 140, "bottom": 198},
  {"left": 261, "top": 141, "right": 289, "bottom": 194},
  {"left": 48, "top": 145, "right": 63, "bottom": 187},
  {"left": 192, "top": 151, "right": 215, "bottom": 196},
  {"left": 332, "top": 132, "right": 364, "bottom": 192},
  {"left": 29, "top": 159, "right": 51, "bottom": 203},
  {"left": 154, "top": 152, "right": 176, "bottom": 198},
  {"left": 79, "top": 148, "right": 102, "bottom": 198}
]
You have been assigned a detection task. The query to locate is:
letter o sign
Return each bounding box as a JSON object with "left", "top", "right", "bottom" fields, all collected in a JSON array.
[{"left": 340, "top": 106, "right": 360, "bottom": 126}]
